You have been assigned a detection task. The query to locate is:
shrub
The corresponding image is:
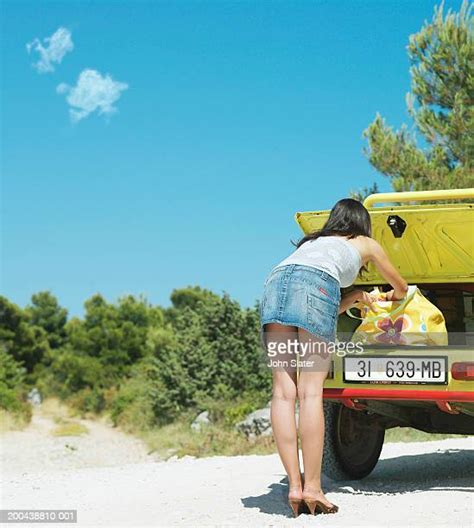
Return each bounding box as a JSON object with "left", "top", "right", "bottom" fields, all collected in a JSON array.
[
  {"left": 110, "top": 355, "right": 180, "bottom": 429},
  {"left": 0, "top": 348, "right": 32, "bottom": 421},
  {"left": 67, "top": 387, "right": 106, "bottom": 415},
  {"left": 47, "top": 348, "right": 107, "bottom": 397}
]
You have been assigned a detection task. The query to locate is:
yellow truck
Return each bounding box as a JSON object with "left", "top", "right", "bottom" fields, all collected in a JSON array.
[{"left": 295, "top": 188, "right": 474, "bottom": 480}]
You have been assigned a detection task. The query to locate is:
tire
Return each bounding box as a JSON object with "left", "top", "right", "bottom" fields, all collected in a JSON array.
[{"left": 322, "top": 401, "right": 385, "bottom": 481}]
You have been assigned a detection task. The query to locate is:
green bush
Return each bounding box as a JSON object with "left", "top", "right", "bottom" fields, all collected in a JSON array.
[
  {"left": 155, "top": 292, "right": 272, "bottom": 416},
  {"left": 0, "top": 348, "right": 32, "bottom": 421},
  {"left": 47, "top": 348, "right": 107, "bottom": 397},
  {"left": 110, "top": 356, "right": 177, "bottom": 430},
  {"left": 224, "top": 401, "right": 258, "bottom": 427},
  {"left": 67, "top": 387, "right": 106, "bottom": 415},
  {"left": 194, "top": 387, "right": 267, "bottom": 428}
]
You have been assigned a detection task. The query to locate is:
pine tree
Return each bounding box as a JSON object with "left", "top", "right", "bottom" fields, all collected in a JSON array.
[
  {"left": 349, "top": 182, "right": 379, "bottom": 202},
  {"left": 363, "top": 1, "right": 473, "bottom": 192}
]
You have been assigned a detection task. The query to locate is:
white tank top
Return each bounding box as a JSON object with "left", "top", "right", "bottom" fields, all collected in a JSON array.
[{"left": 274, "top": 236, "right": 363, "bottom": 288}]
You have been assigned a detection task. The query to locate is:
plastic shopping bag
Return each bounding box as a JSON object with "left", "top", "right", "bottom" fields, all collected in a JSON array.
[{"left": 347, "top": 285, "right": 448, "bottom": 346}]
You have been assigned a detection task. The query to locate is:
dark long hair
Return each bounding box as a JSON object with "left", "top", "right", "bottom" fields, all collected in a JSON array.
[{"left": 294, "top": 198, "right": 372, "bottom": 276}]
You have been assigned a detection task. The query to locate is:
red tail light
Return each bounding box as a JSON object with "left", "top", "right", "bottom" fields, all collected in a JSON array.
[{"left": 451, "top": 362, "right": 474, "bottom": 381}]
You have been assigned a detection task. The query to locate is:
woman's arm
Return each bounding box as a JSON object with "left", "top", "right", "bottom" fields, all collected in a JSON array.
[
  {"left": 338, "top": 290, "right": 377, "bottom": 314},
  {"left": 366, "top": 238, "right": 408, "bottom": 300}
]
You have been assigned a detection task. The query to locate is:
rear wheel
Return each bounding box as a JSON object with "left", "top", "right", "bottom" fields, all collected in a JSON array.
[{"left": 322, "top": 401, "right": 385, "bottom": 480}]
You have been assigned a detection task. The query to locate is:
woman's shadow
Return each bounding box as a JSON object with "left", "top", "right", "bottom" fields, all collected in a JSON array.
[{"left": 241, "top": 447, "right": 474, "bottom": 517}]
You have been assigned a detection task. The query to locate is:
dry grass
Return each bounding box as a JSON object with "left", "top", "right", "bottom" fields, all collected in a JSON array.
[
  {"left": 385, "top": 427, "right": 469, "bottom": 443},
  {"left": 139, "top": 421, "right": 276, "bottom": 459},
  {"left": 40, "top": 397, "right": 76, "bottom": 420},
  {"left": 28, "top": 398, "right": 89, "bottom": 437},
  {"left": 139, "top": 422, "right": 467, "bottom": 460},
  {"left": 0, "top": 409, "right": 30, "bottom": 433},
  {"left": 51, "top": 421, "right": 89, "bottom": 437}
]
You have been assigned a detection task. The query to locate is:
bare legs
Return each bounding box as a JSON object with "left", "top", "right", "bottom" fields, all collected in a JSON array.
[
  {"left": 297, "top": 327, "right": 335, "bottom": 508},
  {"left": 266, "top": 324, "right": 302, "bottom": 500},
  {"left": 264, "top": 323, "right": 335, "bottom": 509}
]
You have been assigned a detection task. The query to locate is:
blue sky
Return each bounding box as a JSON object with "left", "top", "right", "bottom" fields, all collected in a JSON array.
[{"left": 1, "top": 0, "right": 458, "bottom": 317}]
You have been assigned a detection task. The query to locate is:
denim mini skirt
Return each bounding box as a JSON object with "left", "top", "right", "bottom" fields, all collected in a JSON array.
[{"left": 260, "top": 264, "right": 341, "bottom": 342}]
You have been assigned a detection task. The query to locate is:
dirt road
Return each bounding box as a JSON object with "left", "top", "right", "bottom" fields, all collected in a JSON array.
[{"left": 1, "top": 408, "right": 473, "bottom": 527}]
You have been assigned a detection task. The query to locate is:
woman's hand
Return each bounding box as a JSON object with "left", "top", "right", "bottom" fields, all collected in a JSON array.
[
  {"left": 338, "top": 289, "right": 378, "bottom": 314},
  {"left": 385, "top": 289, "right": 407, "bottom": 301},
  {"left": 354, "top": 290, "right": 379, "bottom": 309}
]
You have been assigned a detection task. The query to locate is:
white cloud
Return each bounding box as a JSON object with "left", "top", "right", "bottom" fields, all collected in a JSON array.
[
  {"left": 56, "top": 69, "right": 128, "bottom": 122},
  {"left": 27, "top": 27, "right": 74, "bottom": 73}
]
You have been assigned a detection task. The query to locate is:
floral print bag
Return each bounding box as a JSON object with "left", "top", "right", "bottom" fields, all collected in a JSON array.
[{"left": 347, "top": 286, "right": 448, "bottom": 346}]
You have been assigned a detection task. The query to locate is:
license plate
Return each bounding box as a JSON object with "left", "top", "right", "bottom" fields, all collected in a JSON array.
[{"left": 343, "top": 356, "right": 448, "bottom": 384}]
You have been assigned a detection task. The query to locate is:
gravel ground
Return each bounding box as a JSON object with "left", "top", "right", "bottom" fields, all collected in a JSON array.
[
  {"left": 0, "top": 409, "right": 161, "bottom": 474},
  {"left": 1, "top": 409, "right": 473, "bottom": 527}
]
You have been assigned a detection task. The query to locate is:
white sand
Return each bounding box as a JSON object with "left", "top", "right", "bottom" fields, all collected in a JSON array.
[{"left": 1, "top": 409, "right": 473, "bottom": 527}]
